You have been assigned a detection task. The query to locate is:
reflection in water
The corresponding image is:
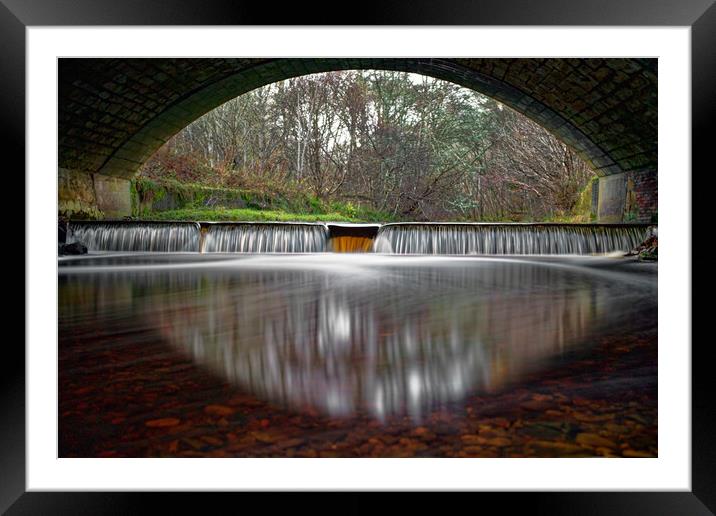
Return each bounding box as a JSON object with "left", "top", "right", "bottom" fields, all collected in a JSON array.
[{"left": 59, "top": 255, "right": 656, "bottom": 422}]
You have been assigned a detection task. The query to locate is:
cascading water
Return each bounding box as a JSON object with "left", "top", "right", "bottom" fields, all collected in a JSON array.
[
  {"left": 202, "top": 223, "right": 329, "bottom": 253},
  {"left": 372, "top": 223, "right": 647, "bottom": 255},
  {"left": 65, "top": 220, "right": 650, "bottom": 255},
  {"left": 67, "top": 222, "right": 201, "bottom": 252}
]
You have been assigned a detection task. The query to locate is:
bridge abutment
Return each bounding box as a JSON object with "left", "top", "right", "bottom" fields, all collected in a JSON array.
[
  {"left": 59, "top": 168, "right": 132, "bottom": 219},
  {"left": 596, "top": 170, "right": 657, "bottom": 223}
]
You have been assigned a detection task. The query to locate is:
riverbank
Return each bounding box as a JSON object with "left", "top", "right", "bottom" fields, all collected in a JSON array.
[
  {"left": 129, "top": 178, "right": 391, "bottom": 223},
  {"left": 145, "top": 207, "right": 360, "bottom": 223}
]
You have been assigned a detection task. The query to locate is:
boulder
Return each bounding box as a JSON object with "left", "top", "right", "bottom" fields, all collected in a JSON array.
[
  {"left": 59, "top": 241, "right": 88, "bottom": 256},
  {"left": 625, "top": 227, "right": 657, "bottom": 261}
]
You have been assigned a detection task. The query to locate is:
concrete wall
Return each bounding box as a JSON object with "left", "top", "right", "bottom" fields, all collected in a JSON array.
[
  {"left": 59, "top": 167, "right": 657, "bottom": 223},
  {"left": 597, "top": 170, "right": 657, "bottom": 223},
  {"left": 93, "top": 175, "right": 132, "bottom": 218},
  {"left": 58, "top": 168, "right": 101, "bottom": 219},
  {"left": 59, "top": 168, "right": 131, "bottom": 219},
  {"left": 597, "top": 174, "right": 627, "bottom": 223}
]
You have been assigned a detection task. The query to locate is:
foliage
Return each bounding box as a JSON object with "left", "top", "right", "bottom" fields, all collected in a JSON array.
[
  {"left": 138, "top": 70, "right": 597, "bottom": 222},
  {"left": 145, "top": 208, "right": 367, "bottom": 223}
]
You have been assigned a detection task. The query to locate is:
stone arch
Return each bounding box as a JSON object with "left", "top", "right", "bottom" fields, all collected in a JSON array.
[{"left": 58, "top": 58, "right": 657, "bottom": 221}]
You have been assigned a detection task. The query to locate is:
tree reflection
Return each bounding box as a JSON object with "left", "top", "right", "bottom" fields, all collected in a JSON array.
[{"left": 59, "top": 256, "right": 656, "bottom": 421}]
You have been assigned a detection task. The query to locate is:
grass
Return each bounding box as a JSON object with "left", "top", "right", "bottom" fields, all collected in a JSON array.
[
  {"left": 541, "top": 179, "right": 597, "bottom": 224},
  {"left": 145, "top": 207, "right": 361, "bottom": 223},
  {"left": 132, "top": 175, "right": 397, "bottom": 223},
  {"left": 131, "top": 177, "right": 600, "bottom": 224}
]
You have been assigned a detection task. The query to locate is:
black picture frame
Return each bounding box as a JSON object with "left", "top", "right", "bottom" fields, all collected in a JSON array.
[{"left": 6, "top": 0, "right": 712, "bottom": 513}]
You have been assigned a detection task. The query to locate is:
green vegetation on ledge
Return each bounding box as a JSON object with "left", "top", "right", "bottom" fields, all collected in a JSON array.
[
  {"left": 147, "top": 208, "right": 361, "bottom": 223},
  {"left": 130, "top": 176, "right": 395, "bottom": 223},
  {"left": 540, "top": 178, "right": 597, "bottom": 224}
]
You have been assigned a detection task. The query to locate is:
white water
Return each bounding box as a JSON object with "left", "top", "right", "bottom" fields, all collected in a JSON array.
[
  {"left": 66, "top": 221, "right": 649, "bottom": 255},
  {"left": 67, "top": 222, "right": 201, "bottom": 252},
  {"left": 202, "top": 223, "right": 329, "bottom": 253},
  {"left": 373, "top": 223, "right": 647, "bottom": 255}
]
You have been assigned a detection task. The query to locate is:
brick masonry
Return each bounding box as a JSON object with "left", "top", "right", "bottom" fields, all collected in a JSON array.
[
  {"left": 596, "top": 170, "right": 657, "bottom": 223},
  {"left": 57, "top": 58, "right": 658, "bottom": 222},
  {"left": 624, "top": 170, "right": 658, "bottom": 223}
]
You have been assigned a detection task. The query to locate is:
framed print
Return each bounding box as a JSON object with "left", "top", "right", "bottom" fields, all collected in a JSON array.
[{"left": 6, "top": 0, "right": 713, "bottom": 513}]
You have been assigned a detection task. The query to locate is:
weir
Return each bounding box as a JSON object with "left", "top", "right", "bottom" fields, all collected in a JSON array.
[
  {"left": 65, "top": 220, "right": 651, "bottom": 255},
  {"left": 67, "top": 221, "right": 201, "bottom": 252},
  {"left": 327, "top": 224, "right": 381, "bottom": 253},
  {"left": 202, "top": 222, "right": 328, "bottom": 253},
  {"left": 372, "top": 223, "right": 648, "bottom": 255}
]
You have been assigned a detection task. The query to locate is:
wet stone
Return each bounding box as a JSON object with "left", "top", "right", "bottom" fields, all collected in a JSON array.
[
  {"left": 145, "top": 418, "right": 180, "bottom": 428},
  {"left": 575, "top": 433, "right": 617, "bottom": 449},
  {"left": 58, "top": 253, "right": 657, "bottom": 459}
]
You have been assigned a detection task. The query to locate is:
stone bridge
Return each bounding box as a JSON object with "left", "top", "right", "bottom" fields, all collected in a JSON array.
[{"left": 58, "top": 58, "right": 657, "bottom": 222}]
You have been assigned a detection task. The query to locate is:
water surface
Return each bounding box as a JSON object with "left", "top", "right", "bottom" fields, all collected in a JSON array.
[{"left": 59, "top": 253, "right": 657, "bottom": 457}]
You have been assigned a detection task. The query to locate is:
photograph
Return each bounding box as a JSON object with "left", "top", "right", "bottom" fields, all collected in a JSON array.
[
  {"left": 5, "top": 4, "right": 709, "bottom": 508},
  {"left": 57, "top": 57, "right": 659, "bottom": 459}
]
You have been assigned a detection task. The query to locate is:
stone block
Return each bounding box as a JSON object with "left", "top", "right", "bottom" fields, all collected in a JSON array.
[
  {"left": 597, "top": 173, "right": 627, "bottom": 223},
  {"left": 93, "top": 174, "right": 131, "bottom": 218},
  {"left": 58, "top": 168, "right": 101, "bottom": 219}
]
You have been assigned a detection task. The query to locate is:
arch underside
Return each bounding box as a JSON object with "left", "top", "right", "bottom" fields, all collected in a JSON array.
[{"left": 58, "top": 58, "right": 657, "bottom": 222}]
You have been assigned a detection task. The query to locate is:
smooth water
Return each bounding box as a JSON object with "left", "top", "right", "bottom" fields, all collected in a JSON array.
[
  {"left": 373, "top": 223, "right": 647, "bottom": 255},
  {"left": 59, "top": 254, "right": 656, "bottom": 422}
]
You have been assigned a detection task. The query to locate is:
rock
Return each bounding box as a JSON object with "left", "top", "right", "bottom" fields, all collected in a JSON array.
[
  {"left": 276, "top": 438, "right": 306, "bottom": 450},
  {"left": 58, "top": 241, "right": 88, "bottom": 256},
  {"left": 144, "top": 418, "right": 180, "bottom": 428},
  {"left": 625, "top": 228, "right": 658, "bottom": 260},
  {"left": 527, "top": 440, "right": 585, "bottom": 457},
  {"left": 490, "top": 417, "right": 511, "bottom": 428},
  {"left": 461, "top": 435, "right": 488, "bottom": 445},
  {"left": 520, "top": 422, "right": 564, "bottom": 439},
  {"left": 485, "top": 437, "right": 511, "bottom": 447},
  {"left": 596, "top": 447, "right": 620, "bottom": 457},
  {"left": 180, "top": 438, "right": 207, "bottom": 451},
  {"left": 573, "top": 412, "right": 614, "bottom": 423},
  {"left": 319, "top": 450, "right": 340, "bottom": 458},
  {"left": 622, "top": 449, "right": 655, "bottom": 458},
  {"left": 201, "top": 435, "right": 224, "bottom": 446},
  {"left": 604, "top": 423, "right": 630, "bottom": 435},
  {"left": 204, "top": 404, "right": 236, "bottom": 417},
  {"left": 576, "top": 433, "right": 617, "bottom": 449},
  {"left": 521, "top": 400, "right": 553, "bottom": 411},
  {"left": 251, "top": 431, "right": 276, "bottom": 444}
]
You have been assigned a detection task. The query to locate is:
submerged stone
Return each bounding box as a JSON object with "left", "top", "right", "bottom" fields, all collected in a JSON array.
[{"left": 58, "top": 241, "right": 88, "bottom": 255}]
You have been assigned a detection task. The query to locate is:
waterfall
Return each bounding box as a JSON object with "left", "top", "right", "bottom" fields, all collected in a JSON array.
[
  {"left": 67, "top": 222, "right": 201, "bottom": 252},
  {"left": 372, "top": 223, "right": 648, "bottom": 255},
  {"left": 329, "top": 236, "right": 374, "bottom": 253},
  {"left": 65, "top": 220, "right": 650, "bottom": 255},
  {"left": 202, "top": 223, "right": 329, "bottom": 253}
]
